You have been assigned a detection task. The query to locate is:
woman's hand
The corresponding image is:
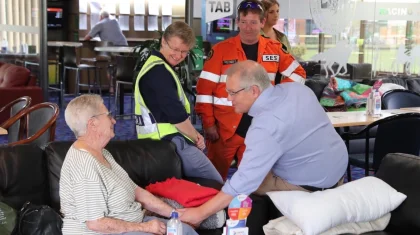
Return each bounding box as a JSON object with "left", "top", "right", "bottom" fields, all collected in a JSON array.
[
  {"left": 143, "top": 219, "right": 166, "bottom": 234},
  {"left": 196, "top": 133, "right": 206, "bottom": 151}
]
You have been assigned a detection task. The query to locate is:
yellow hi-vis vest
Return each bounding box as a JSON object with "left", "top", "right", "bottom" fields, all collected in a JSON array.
[{"left": 134, "top": 55, "right": 191, "bottom": 140}]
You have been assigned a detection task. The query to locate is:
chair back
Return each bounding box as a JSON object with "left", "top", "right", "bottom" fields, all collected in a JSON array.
[
  {"left": 62, "top": 46, "right": 78, "bottom": 67},
  {"left": 0, "top": 96, "right": 32, "bottom": 143},
  {"left": 382, "top": 89, "right": 420, "bottom": 109},
  {"left": 372, "top": 113, "right": 420, "bottom": 170},
  {"left": 7, "top": 102, "right": 59, "bottom": 148},
  {"left": 115, "top": 55, "right": 137, "bottom": 84}
]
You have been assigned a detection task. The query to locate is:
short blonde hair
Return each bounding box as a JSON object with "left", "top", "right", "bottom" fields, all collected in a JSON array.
[
  {"left": 163, "top": 21, "right": 196, "bottom": 49},
  {"left": 64, "top": 94, "right": 104, "bottom": 138}
]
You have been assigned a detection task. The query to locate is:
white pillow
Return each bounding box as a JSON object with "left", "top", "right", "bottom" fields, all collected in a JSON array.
[
  {"left": 266, "top": 176, "right": 406, "bottom": 235},
  {"left": 379, "top": 83, "right": 406, "bottom": 94},
  {"left": 263, "top": 213, "right": 391, "bottom": 235}
]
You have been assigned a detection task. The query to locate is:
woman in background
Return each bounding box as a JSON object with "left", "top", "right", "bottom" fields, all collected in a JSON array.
[{"left": 261, "top": 0, "right": 292, "bottom": 53}]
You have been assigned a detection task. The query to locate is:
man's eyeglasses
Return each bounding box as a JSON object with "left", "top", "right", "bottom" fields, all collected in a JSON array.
[
  {"left": 237, "top": 1, "right": 264, "bottom": 12},
  {"left": 165, "top": 41, "right": 190, "bottom": 56},
  {"left": 226, "top": 87, "right": 247, "bottom": 96},
  {"left": 91, "top": 110, "right": 114, "bottom": 119}
]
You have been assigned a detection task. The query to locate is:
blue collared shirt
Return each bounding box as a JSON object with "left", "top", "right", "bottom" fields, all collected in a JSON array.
[{"left": 222, "top": 83, "right": 348, "bottom": 196}]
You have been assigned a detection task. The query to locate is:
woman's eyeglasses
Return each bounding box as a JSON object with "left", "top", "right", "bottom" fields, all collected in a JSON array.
[
  {"left": 91, "top": 111, "right": 114, "bottom": 119},
  {"left": 165, "top": 41, "right": 190, "bottom": 56}
]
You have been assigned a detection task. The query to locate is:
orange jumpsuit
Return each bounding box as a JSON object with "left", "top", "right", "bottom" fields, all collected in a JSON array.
[{"left": 196, "top": 35, "right": 306, "bottom": 179}]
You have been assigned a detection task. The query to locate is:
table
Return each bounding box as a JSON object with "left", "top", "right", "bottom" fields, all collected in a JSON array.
[
  {"left": 327, "top": 109, "right": 416, "bottom": 127},
  {"left": 400, "top": 107, "right": 420, "bottom": 112},
  {"left": 0, "top": 127, "right": 7, "bottom": 135},
  {"left": 94, "top": 46, "right": 135, "bottom": 53},
  {"left": 47, "top": 41, "right": 83, "bottom": 47}
]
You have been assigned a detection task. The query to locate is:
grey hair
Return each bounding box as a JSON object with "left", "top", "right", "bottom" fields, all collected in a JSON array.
[
  {"left": 64, "top": 94, "right": 104, "bottom": 138},
  {"left": 225, "top": 60, "right": 271, "bottom": 92},
  {"left": 100, "top": 10, "right": 110, "bottom": 18}
]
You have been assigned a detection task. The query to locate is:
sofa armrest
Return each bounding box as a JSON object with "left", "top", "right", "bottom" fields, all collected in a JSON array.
[{"left": 27, "top": 74, "right": 37, "bottom": 86}]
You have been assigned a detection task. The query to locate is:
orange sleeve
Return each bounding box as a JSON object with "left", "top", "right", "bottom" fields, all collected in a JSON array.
[
  {"left": 195, "top": 44, "right": 223, "bottom": 129},
  {"left": 277, "top": 48, "right": 307, "bottom": 84}
]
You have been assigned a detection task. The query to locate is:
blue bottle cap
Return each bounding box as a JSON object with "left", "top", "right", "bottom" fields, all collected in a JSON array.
[{"left": 171, "top": 211, "right": 178, "bottom": 219}]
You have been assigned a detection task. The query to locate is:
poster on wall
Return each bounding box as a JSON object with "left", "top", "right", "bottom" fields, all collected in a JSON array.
[
  {"left": 134, "top": 15, "right": 145, "bottom": 31},
  {"left": 162, "top": 16, "right": 172, "bottom": 30},
  {"left": 91, "top": 13, "right": 100, "bottom": 27},
  {"left": 79, "top": 0, "right": 87, "bottom": 13},
  {"left": 119, "top": 0, "right": 131, "bottom": 14},
  {"left": 148, "top": 15, "right": 158, "bottom": 31},
  {"left": 148, "top": 1, "right": 159, "bottom": 15},
  {"left": 79, "top": 14, "right": 87, "bottom": 30},
  {"left": 162, "top": 3, "right": 172, "bottom": 16},
  {"left": 89, "top": 1, "right": 101, "bottom": 14},
  {"left": 134, "top": 0, "right": 145, "bottom": 14},
  {"left": 118, "top": 15, "right": 130, "bottom": 31}
]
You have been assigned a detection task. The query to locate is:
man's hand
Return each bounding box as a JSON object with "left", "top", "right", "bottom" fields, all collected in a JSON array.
[
  {"left": 196, "top": 133, "right": 206, "bottom": 151},
  {"left": 178, "top": 208, "right": 205, "bottom": 228},
  {"left": 143, "top": 219, "right": 166, "bottom": 234},
  {"left": 204, "top": 126, "right": 219, "bottom": 141}
]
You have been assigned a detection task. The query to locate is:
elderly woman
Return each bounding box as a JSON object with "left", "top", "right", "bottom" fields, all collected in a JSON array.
[{"left": 60, "top": 94, "right": 198, "bottom": 235}]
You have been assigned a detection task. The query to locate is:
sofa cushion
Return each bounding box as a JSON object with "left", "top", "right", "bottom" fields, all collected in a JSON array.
[
  {"left": 406, "top": 78, "right": 420, "bottom": 94},
  {"left": 305, "top": 78, "right": 329, "bottom": 101},
  {"left": 44, "top": 139, "right": 183, "bottom": 211},
  {"left": 263, "top": 213, "right": 390, "bottom": 235},
  {"left": 376, "top": 153, "right": 420, "bottom": 233},
  {"left": 362, "top": 77, "right": 408, "bottom": 89},
  {"left": 0, "top": 64, "right": 31, "bottom": 88},
  {"left": 0, "top": 144, "right": 49, "bottom": 210}
]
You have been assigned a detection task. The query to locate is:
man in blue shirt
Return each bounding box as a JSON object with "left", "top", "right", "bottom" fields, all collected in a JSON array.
[
  {"left": 180, "top": 60, "right": 348, "bottom": 226},
  {"left": 84, "top": 10, "right": 128, "bottom": 46}
]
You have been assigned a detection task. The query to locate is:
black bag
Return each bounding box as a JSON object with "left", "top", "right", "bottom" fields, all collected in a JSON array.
[{"left": 12, "top": 201, "right": 63, "bottom": 235}]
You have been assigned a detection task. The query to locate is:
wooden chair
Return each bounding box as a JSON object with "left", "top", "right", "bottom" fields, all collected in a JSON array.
[
  {"left": 0, "top": 96, "right": 32, "bottom": 143},
  {"left": 5, "top": 102, "right": 59, "bottom": 147}
]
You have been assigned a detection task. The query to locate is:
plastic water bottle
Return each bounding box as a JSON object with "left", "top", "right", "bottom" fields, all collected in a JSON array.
[
  {"left": 366, "top": 88, "right": 374, "bottom": 116},
  {"left": 372, "top": 89, "right": 381, "bottom": 117},
  {"left": 1, "top": 38, "right": 8, "bottom": 53},
  {"left": 166, "top": 211, "right": 182, "bottom": 235}
]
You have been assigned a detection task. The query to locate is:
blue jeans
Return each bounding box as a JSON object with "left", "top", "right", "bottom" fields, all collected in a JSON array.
[
  {"left": 170, "top": 136, "right": 223, "bottom": 184},
  {"left": 112, "top": 216, "right": 197, "bottom": 235}
]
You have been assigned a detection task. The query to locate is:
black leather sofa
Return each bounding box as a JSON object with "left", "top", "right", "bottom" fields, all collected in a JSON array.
[
  {"left": 0, "top": 139, "right": 276, "bottom": 235},
  {"left": 345, "top": 152, "right": 420, "bottom": 234}
]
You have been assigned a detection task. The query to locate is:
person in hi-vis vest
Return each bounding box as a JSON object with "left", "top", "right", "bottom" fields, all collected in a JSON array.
[{"left": 134, "top": 21, "right": 223, "bottom": 184}]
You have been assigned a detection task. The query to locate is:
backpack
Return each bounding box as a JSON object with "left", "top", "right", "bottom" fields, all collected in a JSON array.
[
  {"left": 0, "top": 201, "right": 17, "bottom": 235},
  {"left": 12, "top": 201, "right": 63, "bottom": 235}
]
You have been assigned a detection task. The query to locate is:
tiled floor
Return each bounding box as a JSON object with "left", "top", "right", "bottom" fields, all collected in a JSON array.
[{"left": 0, "top": 94, "right": 366, "bottom": 181}]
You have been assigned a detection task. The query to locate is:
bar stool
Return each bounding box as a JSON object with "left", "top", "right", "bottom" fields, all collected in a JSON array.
[
  {"left": 61, "top": 46, "right": 100, "bottom": 107},
  {"left": 22, "top": 57, "right": 63, "bottom": 105},
  {"left": 114, "top": 55, "right": 137, "bottom": 118},
  {"left": 81, "top": 41, "right": 115, "bottom": 94}
]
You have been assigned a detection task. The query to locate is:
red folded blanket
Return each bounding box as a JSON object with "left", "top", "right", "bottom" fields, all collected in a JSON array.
[{"left": 146, "top": 177, "right": 219, "bottom": 207}]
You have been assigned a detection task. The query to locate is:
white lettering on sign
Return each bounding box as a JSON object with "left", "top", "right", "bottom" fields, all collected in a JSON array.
[
  {"left": 379, "top": 8, "right": 411, "bottom": 16},
  {"left": 206, "top": 0, "right": 234, "bottom": 23},
  {"left": 262, "top": 55, "right": 279, "bottom": 62}
]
